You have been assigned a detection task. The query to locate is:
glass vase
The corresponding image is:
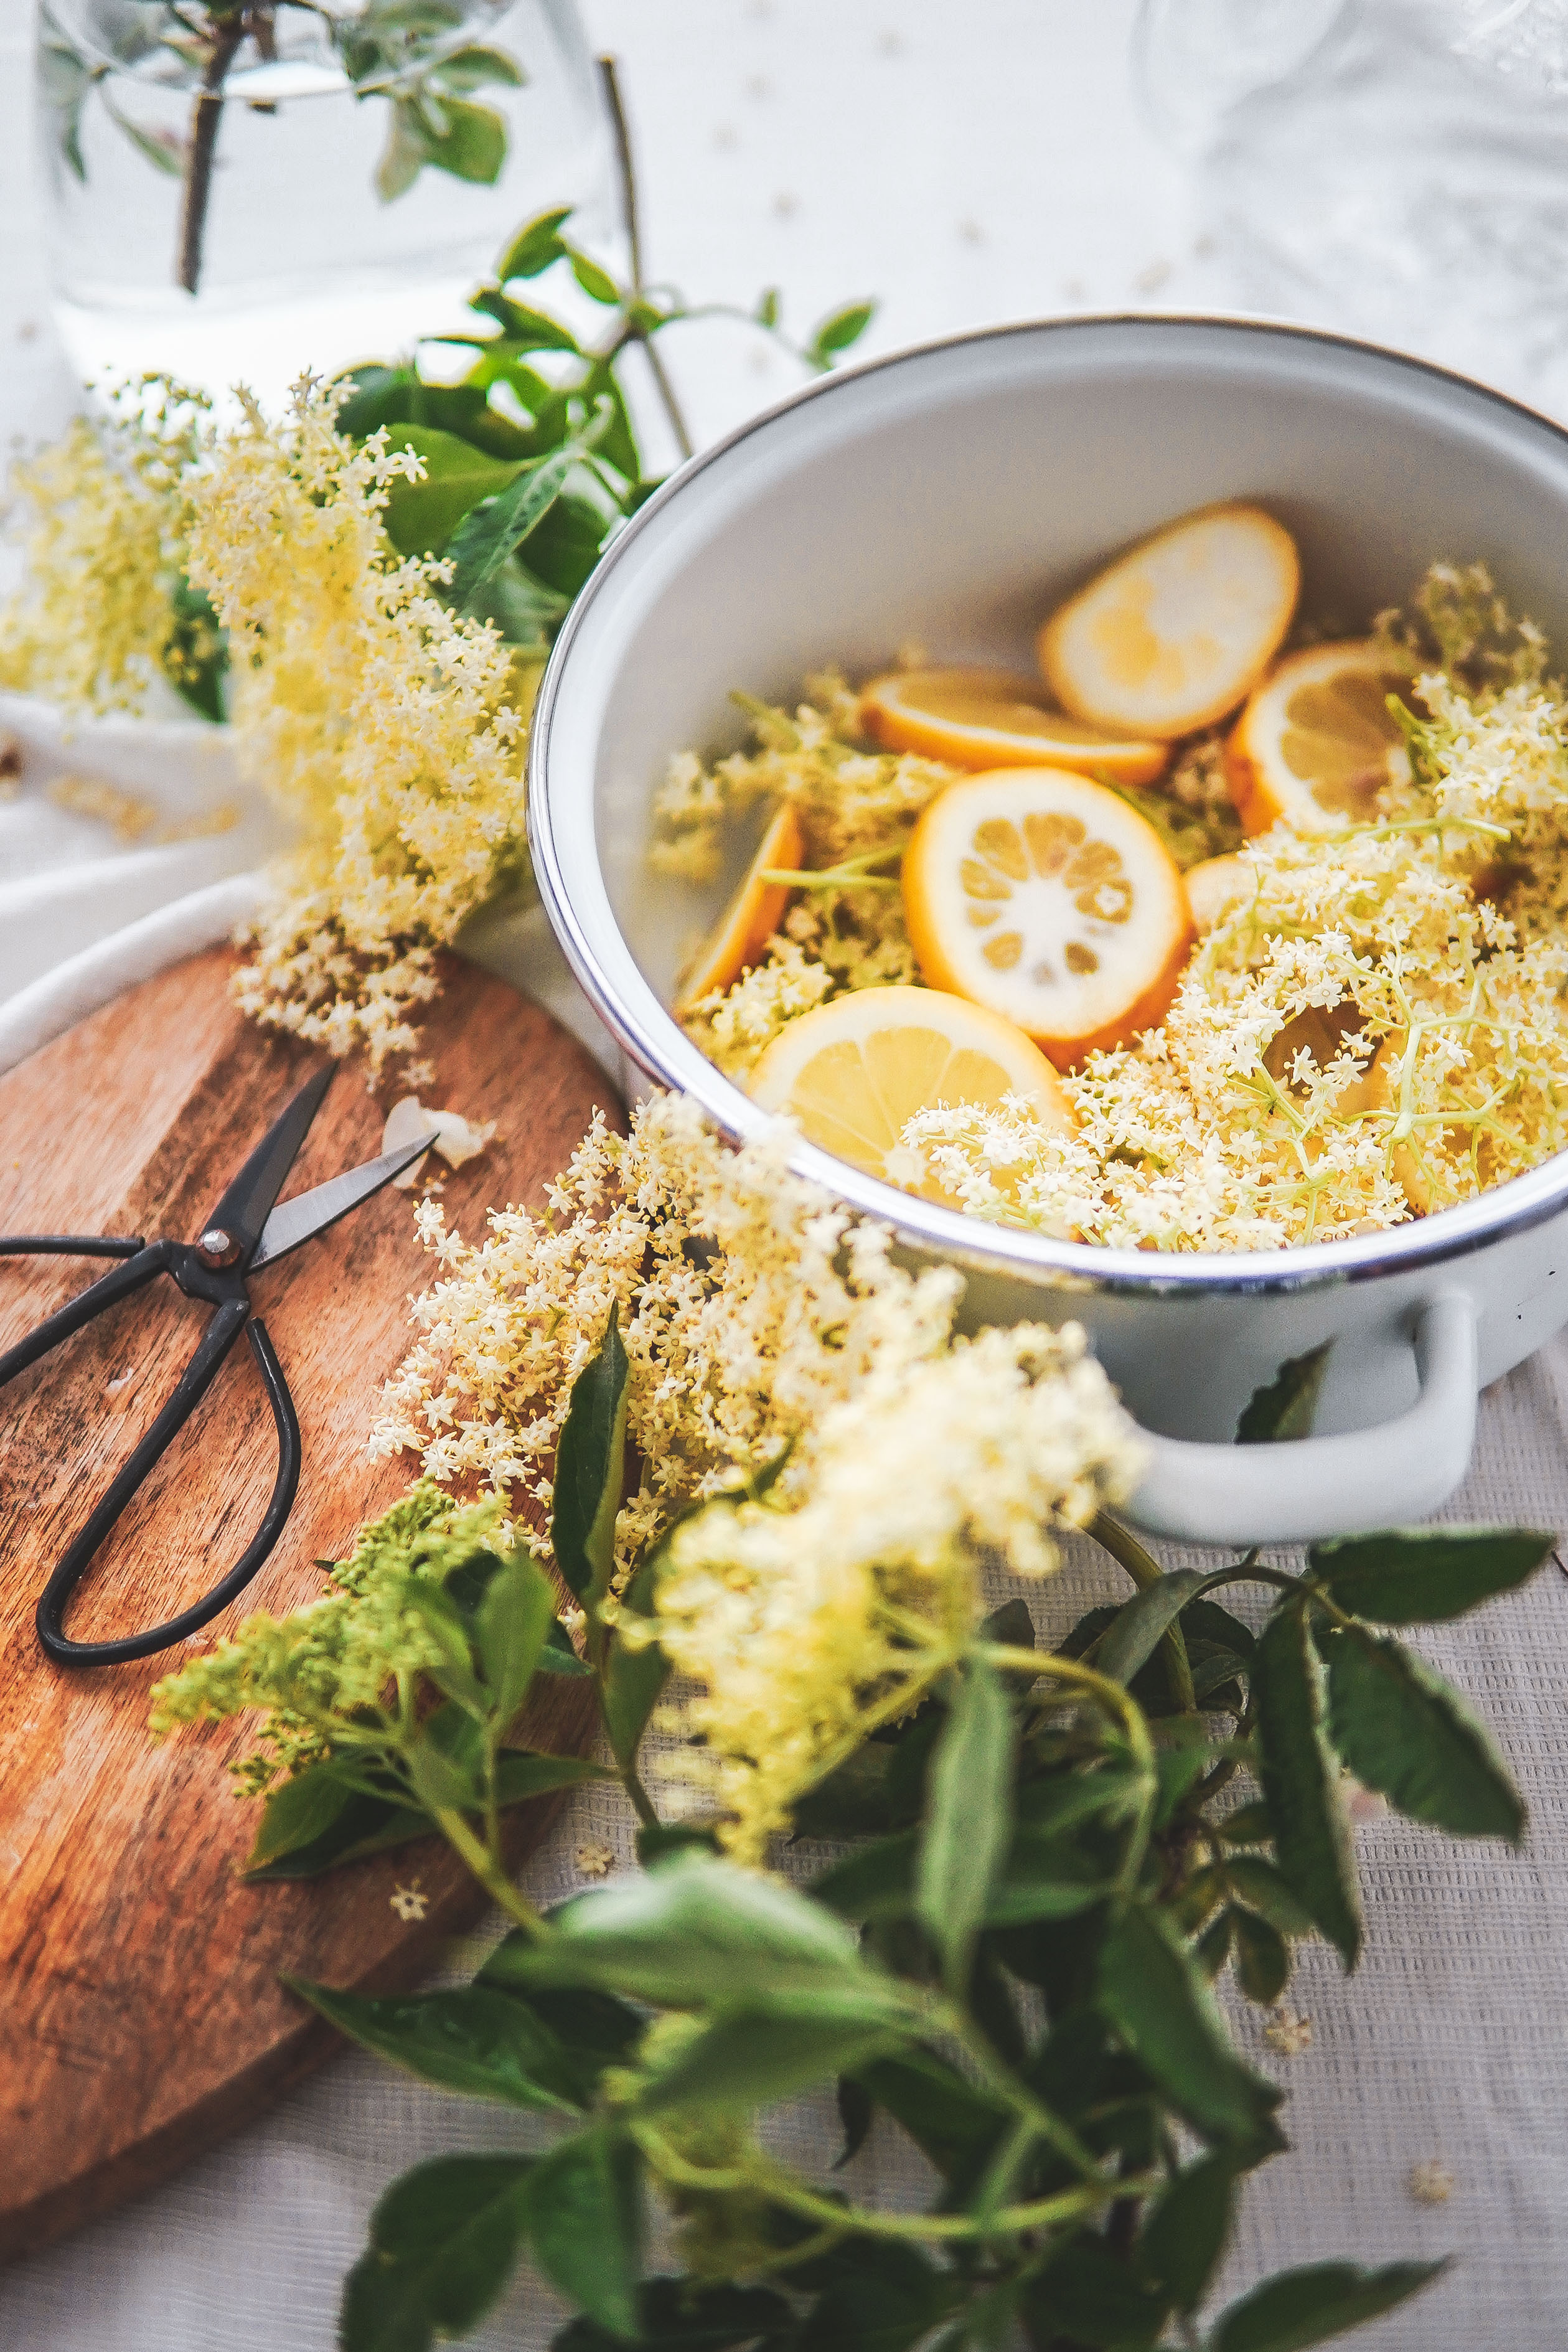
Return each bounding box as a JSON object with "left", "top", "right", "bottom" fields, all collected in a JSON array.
[
  {"left": 1134, "top": 0, "right": 1568, "bottom": 416},
  {"left": 35, "top": 0, "right": 611, "bottom": 411}
]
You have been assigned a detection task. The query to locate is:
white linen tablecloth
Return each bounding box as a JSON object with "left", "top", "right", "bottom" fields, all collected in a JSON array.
[{"left": 3, "top": 3, "right": 1568, "bottom": 2345}]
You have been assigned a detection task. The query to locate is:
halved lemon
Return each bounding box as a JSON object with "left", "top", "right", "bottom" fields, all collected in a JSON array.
[
  {"left": 1038, "top": 502, "right": 1300, "bottom": 740},
  {"left": 902, "top": 768, "right": 1193, "bottom": 1068},
  {"left": 1225, "top": 639, "right": 1416, "bottom": 836},
  {"left": 675, "top": 799, "right": 802, "bottom": 1010},
  {"left": 748, "top": 983, "right": 1074, "bottom": 1200},
  {"left": 860, "top": 666, "right": 1168, "bottom": 784},
  {"left": 1185, "top": 851, "right": 1256, "bottom": 934}
]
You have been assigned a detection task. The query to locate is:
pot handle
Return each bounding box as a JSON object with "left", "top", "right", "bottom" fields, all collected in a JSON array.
[{"left": 1121, "top": 1293, "right": 1478, "bottom": 1546}]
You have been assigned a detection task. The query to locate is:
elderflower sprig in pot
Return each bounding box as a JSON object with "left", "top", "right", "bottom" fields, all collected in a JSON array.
[{"left": 151, "top": 1092, "right": 1552, "bottom": 2352}]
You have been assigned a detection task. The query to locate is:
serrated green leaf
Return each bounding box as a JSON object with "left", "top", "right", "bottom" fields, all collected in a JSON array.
[
  {"left": 1322, "top": 1624, "right": 1524, "bottom": 1840},
  {"left": 340, "top": 2153, "right": 533, "bottom": 2352},
  {"left": 332, "top": 362, "right": 418, "bottom": 440},
  {"left": 1308, "top": 1526, "right": 1553, "bottom": 1623},
  {"left": 476, "top": 1550, "right": 556, "bottom": 1724},
  {"left": 380, "top": 421, "right": 522, "bottom": 555},
  {"left": 1096, "top": 1570, "right": 1213, "bottom": 1686},
  {"left": 565, "top": 243, "right": 622, "bottom": 304},
  {"left": 637, "top": 2010, "right": 904, "bottom": 2115},
  {"left": 284, "top": 1980, "right": 588, "bottom": 2110},
  {"left": 1137, "top": 2155, "right": 1234, "bottom": 2313},
  {"left": 472, "top": 1964, "right": 642, "bottom": 2081},
  {"left": 917, "top": 1658, "right": 1017, "bottom": 1991},
  {"left": 495, "top": 205, "right": 573, "bottom": 280},
  {"left": 1252, "top": 1608, "right": 1363, "bottom": 1966},
  {"left": 1232, "top": 1908, "right": 1291, "bottom": 2005},
  {"left": 526, "top": 2132, "right": 643, "bottom": 2338},
  {"left": 1236, "top": 1345, "right": 1331, "bottom": 1443},
  {"left": 1097, "top": 1902, "right": 1281, "bottom": 2147},
  {"left": 1212, "top": 2259, "right": 1448, "bottom": 2352},
  {"left": 405, "top": 1731, "right": 479, "bottom": 1816},
  {"left": 444, "top": 422, "right": 606, "bottom": 614},
  {"left": 1223, "top": 1856, "right": 1317, "bottom": 1937},
  {"left": 550, "top": 1304, "right": 630, "bottom": 1605}
]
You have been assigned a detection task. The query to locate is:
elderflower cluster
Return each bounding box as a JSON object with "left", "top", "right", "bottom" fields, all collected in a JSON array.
[
  {"left": 0, "top": 379, "right": 210, "bottom": 712},
  {"left": 370, "top": 1091, "right": 965, "bottom": 1574},
  {"left": 185, "top": 377, "right": 533, "bottom": 1076},
  {"left": 647, "top": 1322, "right": 1141, "bottom": 1858},
  {"left": 149, "top": 1484, "right": 506, "bottom": 1788},
  {"left": 680, "top": 938, "right": 833, "bottom": 1080}
]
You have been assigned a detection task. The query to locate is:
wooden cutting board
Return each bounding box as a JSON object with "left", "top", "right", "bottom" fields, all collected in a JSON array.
[{"left": 0, "top": 946, "right": 622, "bottom": 2259}]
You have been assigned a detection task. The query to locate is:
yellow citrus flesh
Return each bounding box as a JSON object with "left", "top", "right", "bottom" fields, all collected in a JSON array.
[
  {"left": 1185, "top": 851, "right": 1256, "bottom": 934},
  {"left": 902, "top": 768, "right": 1193, "bottom": 1070},
  {"left": 1226, "top": 638, "right": 1416, "bottom": 837},
  {"left": 676, "top": 799, "right": 803, "bottom": 1009},
  {"left": 1038, "top": 502, "right": 1300, "bottom": 739},
  {"left": 748, "top": 983, "right": 1074, "bottom": 1202},
  {"left": 860, "top": 666, "right": 1168, "bottom": 784}
]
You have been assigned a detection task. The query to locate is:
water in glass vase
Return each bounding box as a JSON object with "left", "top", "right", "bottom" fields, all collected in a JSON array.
[{"left": 37, "top": 0, "right": 609, "bottom": 412}]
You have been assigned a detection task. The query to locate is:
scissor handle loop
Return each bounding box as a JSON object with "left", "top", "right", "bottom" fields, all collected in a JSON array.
[{"left": 34, "top": 1309, "right": 301, "bottom": 1669}]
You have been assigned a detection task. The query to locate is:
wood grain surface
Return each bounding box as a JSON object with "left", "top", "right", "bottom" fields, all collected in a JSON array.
[{"left": 0, "top": 947, "right": 622, "bottom": 2259}]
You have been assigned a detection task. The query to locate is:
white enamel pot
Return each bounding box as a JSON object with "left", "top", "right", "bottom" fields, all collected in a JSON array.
[{"left": 528, "top": 315, "right": 1568, "bottom": 1546}]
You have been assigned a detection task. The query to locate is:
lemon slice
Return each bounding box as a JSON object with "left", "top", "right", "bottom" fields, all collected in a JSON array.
[
  {"left": 902, "top": 768, "right": 1192, "bottom": 1068},
  {"left": 1185, "top": 851, "right": 1255, "bottom": 934},
  {"left": 1038, "top": 502, "right": 1300, "bottom": 739},
  {"left": 860, "top": 666, "right": 1168, "bottom": 784},
  {"left": 748, "top": 983, "right": 1074, "bottom": 1198},
  {"left": 676, "top": 799, "right": 803, "bottom": 1010},
  {"left": 1226, "top": 639, "right": 1416, "bottom": 836}
]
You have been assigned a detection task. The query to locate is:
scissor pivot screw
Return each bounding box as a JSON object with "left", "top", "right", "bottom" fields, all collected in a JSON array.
[{"left": 196, "top": 1227, "right": 237, "bottom": 1266}]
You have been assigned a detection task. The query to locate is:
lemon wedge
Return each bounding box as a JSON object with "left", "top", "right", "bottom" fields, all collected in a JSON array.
[
  {"left": 902, "top": 768, "right": 1192, "bottom": 1068},
  {"left": 676, "top": 799, "right": 803, "bottom": 1010},
  {"left": 860, "top": 666, "right": 1167, "bottom": 784},
  {"left": 1038, "top": 502, "right": 1300, "bottom": 740},
  {"left": 1225, "top": 639, "right": 1415, "bottom": 836},
  {"left": 748, "top": 983, "right": 1073, "bottom": 1199}
]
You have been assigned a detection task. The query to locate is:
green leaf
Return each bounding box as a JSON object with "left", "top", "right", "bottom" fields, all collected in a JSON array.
[
  {"left": 851, "top": 2048, "right": 1010, "bottom": 2184},
  {"left": 834, "top": 2072, "right": 874, "bottom": 2168},
  {"left": 477, "top": 1550, "right": 557, "bottom": 1725},
  {"left": 1097, "top": 1903, "right": 1282, "bottom": 2147},
  {"left": 637, "top": 1819, "right": 721, "bottom": 1866},
  {"left": 1195, "top": 1908, "right": 1232, "bottom": 1981},
  {"left": 405, "top": 1729, "right": 480, "bottom": 1817},
  {"left": 984, "top": 1831, "right": 1112, "bottom": 1926},
  {"left": 494, "top": 1751, "right": 616, "bottom": 1803},
  {"left": 1252, "top": 1607, "right": 1363, "bottom": 1967},
  {"left": 446, "top": 425, "right": 606, "bottom": 623},
  {"left": 1137, "top": 2155, "right": 1234, "bottom": 2313},
  {"left": 526, "top": 2132, "right": 643, "bottom": 2340},
  {"left": 418, "top": 94, "right": 507, "bottom": 187},
  {"left": 794, "top": 2240, "right": 960, "bottom": 2352},
  {"left": 332, "top": 362, "right": 418, "bottom": 440},
  {"left": 1034, "top": 2239, "right": 1170, "bottom": 2348},
  {"left": 340, "top": 2153, "right": 533, "bottom": 2352},
  {"left": 1212, "top": 2259, "right": 1448, "bottom": 2352},
  {"left": 1236, "top": 1345, "right": 1331, "bottom": 1443},
  {"left": 243, "top": 1761, "right": 356, "bottom": 1873},
  {"left": 1223, "top": 1856, "right": 1317, "bottom": 1937},
  {"left": 497, "top": 205, "right": 573, "bottom": 280},
  {"left": 1322, "top": 1624, "right": 1524, "bottom": 1840},
  {"left": 1015, "top": 1764, "right": 1143, "bottom": 1835},
  {"left": 792, "top": 1740, "right": 899, "bottom": 1837},
  {"left": 566, "top": 244, "right": 622, "bottom": 304},
  {"left": 1096, "top": 1570, "right": 1212, "bottom": 1686},
  {"left": 470, "top": 285, "right": 581, "bottom": 348},
  {"left": 503, "top": 1853, "right": 904, "bottom": 2013},
  {"left": 539, "top": 1617, "right": 592, "bottom": 1675},
  {"left": 375, "top": 98, "right": 428, "bottom": 202},
  {"left": 916, "top": 1658, "right": 1017, "bottom": 1992},
  {"left": 550, "top": 1304, "right": 630, "bottom": 1606},
  {"left": 434, "top": 41, "right": 524, "bottom": 93},
  {"left": 1307, "top": 1526, "right": 1554, "bottom": 1624},
  {"left": 807, "top": 299, "right": 876, "bottom": 362},
  {"left": 1232, "top": 1908, "right": 1291, "bottom": 2005},
  {"left": 550, "top": 2279, "right": 792, "bottom": 2350},
  {"left": 243, "top": 1787, "right": 433, "bottom": 1880},
  {"left": 284, "top": 1980, "right": 588, "bottom": 2110},
  {"left": 102, "top": 91, "right": 185, "bottom": 177},
  {"left": 380, "top": 422, "right": 522, "bottom": 556},
  {"left": 1154, "top": 1738, "right": 1219, "bottom": 1830},
  {"left": 754, "top": 286, "right": 781, "bottom": 329},
  {"left": 636, "top": 2010, "right": 906, "bottom": 2115},
  {"left": 1218, "top": 1799, "right": 1274, "bottom": 1845},
  {"left": 809, "top": 1829, "right": 918, "bottom": 1923},
  {"left": 601, "top": 1559, "right": 668, "bottom": 1776},
  {"left": 400, "top": 1579, "right": 489, "bottom": 1715},
  {"left": 472, "top": 1964, "right": 642, "bottom": 2080}
]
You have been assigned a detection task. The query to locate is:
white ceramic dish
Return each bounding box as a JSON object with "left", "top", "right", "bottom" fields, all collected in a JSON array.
[{"left": 528, "top": 316, "right": 1568, "bottom": 1544}]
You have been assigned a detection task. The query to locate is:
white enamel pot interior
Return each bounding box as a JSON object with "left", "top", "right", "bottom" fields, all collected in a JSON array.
[{"left": 529, "top": 316, "right": 1568, "bottom": 1545}]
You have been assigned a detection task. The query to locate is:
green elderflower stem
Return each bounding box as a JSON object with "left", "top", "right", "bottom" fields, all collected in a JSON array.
[
  {"left": 1091, "top": 1510, "right": 1198, "bottom": 1713},
  {"left": 432, "top": 1805, "right": 548, "bottom": 1937}
]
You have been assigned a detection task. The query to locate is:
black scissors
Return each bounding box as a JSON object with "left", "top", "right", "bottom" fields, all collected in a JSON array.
[{"left": 0, "top": 1067, "right": 436, "bottom": 1670}]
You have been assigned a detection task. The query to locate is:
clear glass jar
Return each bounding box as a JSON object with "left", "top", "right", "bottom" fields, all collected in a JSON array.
[
  {"left": 36, "top": 0, "right": 609, "bottom": 408},
  {"left": 1134, "top": 0, "right": 1568, "bottom": 416}
]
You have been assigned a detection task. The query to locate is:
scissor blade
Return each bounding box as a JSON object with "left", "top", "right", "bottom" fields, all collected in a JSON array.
[
  {"left": 205, "top": 1065, "right": 336, "bottom": 1268},
  {"left": 246, "top": 1131, "right": 439, "bottom": 1272}
]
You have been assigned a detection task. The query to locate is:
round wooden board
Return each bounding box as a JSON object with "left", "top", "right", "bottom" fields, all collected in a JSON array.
[{"left": 0, "top": 947, "right": 623, "bottom": 2259}]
